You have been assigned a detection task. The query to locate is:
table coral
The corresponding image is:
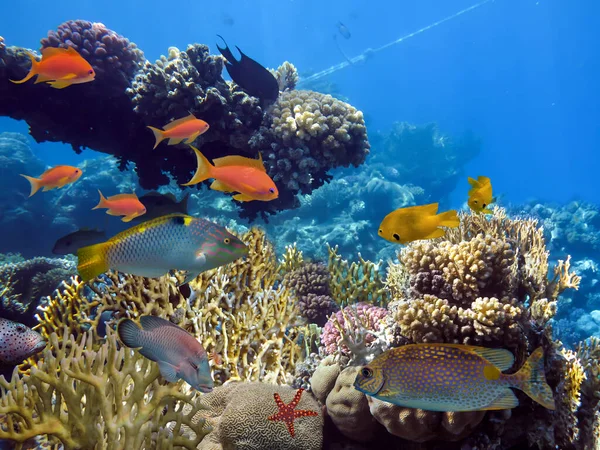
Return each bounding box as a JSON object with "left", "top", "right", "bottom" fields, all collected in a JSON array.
[{"left": 0, "top": 329, "right": 208, "bottom": 449}]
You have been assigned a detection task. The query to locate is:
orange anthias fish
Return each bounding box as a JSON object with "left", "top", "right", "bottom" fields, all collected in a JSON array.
[
  {"left": 468, "top": 176, "right": 494, "bottom": 214},
  {"left": 354, "top": 344, "right": 555, "bottom": 412},
  {"left": 10, "top": 47, "right": 95, "bottom": 89},
  {"left": 378, "top": 203, "right": 459, "bottom": 244},
  {"left": 147, "top": 114, "right": 210, "bottom": 150},
  {"left": 92, "top": 190, "right": 147, "bottom": 222},
  {"left": 20, "top": 165, "right": 82, "bottom": 197},
  {"left": 182, "top": 146, "right": 279, "bottom": 202}
]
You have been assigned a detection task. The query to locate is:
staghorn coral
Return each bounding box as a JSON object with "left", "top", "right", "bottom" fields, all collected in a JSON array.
[
  {"left": 0, "top": 329, "right": 208, "bottom": 449},
  {"left": 284, "top": 262, "right": 338, "bottom": 326},
  {"left": 328, "top": 244, "right": 389, "bottom": 307}
]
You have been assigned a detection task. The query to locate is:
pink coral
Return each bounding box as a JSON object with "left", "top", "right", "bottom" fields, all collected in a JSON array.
[{"left": 321, "top": 303, "right": 387, "bottom": 357}]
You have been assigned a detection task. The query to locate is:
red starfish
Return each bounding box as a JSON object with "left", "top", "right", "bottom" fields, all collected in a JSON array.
[{"left": 267, "top": 388, "right": 319, "bottom": 437}]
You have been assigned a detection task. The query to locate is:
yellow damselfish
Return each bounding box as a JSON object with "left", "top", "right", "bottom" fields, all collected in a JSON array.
[
  {"left": 354, "top": 343, "right": 555, "bottom": 412},
  {"left": 377, "top": 203, "right": 459, "bottom": 244},
  {"left": 467, "top": 176, "right": 494, "bottom": 214}
]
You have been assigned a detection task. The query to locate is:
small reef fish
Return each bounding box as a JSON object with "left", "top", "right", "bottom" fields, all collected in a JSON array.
[
  {"left": 132, "top": 191, "right": 189, "bottom": 223},
  {"left": 10, "top": 46, "right": 95, "bottom": 89},
  {"left": 147, "top": 114, "right": 209, "bottom": 150},
  {"left": 337, "top": 21, "right": 352, "bottom": 39},
  {"left": 52, "top": 228, "right": 107, "bottom": 255},
  {"left": 0, "top": 318, "right": 46, "bottom": 365},
  {"left": 468, "top": 176, "right": 494, "bottom": 214},
  {"left": 92, "top": 190, "right": 147, "bottom": 222},
  {"left": 216, "top": 35, "right": 279, "bottom": 102},
  {"left": 354, "top": 344, "right": 556, "bottom": 412},
  {"left": 77, "top": 213, "right": 248, "bottom": 283},
  {"left": 117, "top": 315, "right": 213, "bottom": 392},
  {"left": 378, "top": 203, "right": 459, "bottom": 244},
  {"left": 20, "top": 165, "right": 82, "bottom": 197},
  {"left": 182, "top": 146, "right": 279, "bottom": 202}
]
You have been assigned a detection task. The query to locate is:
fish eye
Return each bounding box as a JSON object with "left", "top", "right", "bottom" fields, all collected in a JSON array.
[
  {"left": 361, "top": 367, "right": 373, "bottom": 378},
  {"left": 393, "top": 233, "right": 400, "bottom": 241},
  {"left": 473, "top": 200, "right": 478, "bottom": 204},
  {"left": 16, "top": 325, "right": 25, "bottom": 333},
  {"left": 224, "top": 238, "right": 231, "bottom": 244},
  {"left": 88, "top": 70, "right": 94, "bottom": 75},
  {"left": 269, "top": 188, "right": 275, "bottom": 194},
  {"left": 378, "top": 229, "right": 383, "bottom": 234},
  {"left": 190, "top": 361, "right": 198, "bottom": 370},
  {"left": 482, "top": 203, "right": 487, "bottom": 208}
]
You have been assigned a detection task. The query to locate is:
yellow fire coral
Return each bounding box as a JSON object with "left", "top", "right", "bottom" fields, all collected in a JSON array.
[{"left": 0, "top": 329, "right": 208, "bottom": 449}]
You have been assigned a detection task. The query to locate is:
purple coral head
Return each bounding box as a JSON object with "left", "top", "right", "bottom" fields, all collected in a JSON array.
[
  {"left": 40, "top": 20, "right": 145, "bottom": 85},
  {"left": 321, "top": 302, "right": 388, "bottom": 357}
]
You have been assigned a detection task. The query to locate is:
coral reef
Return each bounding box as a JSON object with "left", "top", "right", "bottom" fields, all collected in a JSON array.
[
  {"left": 40, "top": 20, "right": 145, "bottom": 85},
  {"left": 271, "top": 61, "right": 299, "bottom": 92},
  {"left": 0, "top": 330, "right": 208, "bottom": 449}
]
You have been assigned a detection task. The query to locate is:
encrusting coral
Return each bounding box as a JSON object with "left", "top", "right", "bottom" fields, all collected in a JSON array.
[{"left": 0, "top": 329, "right": 208, "bottom": 449}]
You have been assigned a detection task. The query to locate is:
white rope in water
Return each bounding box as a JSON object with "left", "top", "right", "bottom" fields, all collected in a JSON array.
[{"left": 298, "top": 0, "right": 495, "bottom": 86}]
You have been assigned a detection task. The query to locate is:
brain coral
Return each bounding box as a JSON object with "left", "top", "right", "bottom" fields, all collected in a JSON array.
[{"left": 40, "top": 20, "right": 145, "bottom": 85}]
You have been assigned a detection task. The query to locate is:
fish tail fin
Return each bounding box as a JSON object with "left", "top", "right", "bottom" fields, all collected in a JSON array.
[
  {"left": 181, "top": 146, "right": 214, "bottom": 186},
  {"left": 77, "top": 242, "right": 109, "bottom": 282},
  {"left": 20, "top": 174, "right": 42, "bottom": 197},
  {"left": 436, "top": 209, "right": 460, "bottom": 228},
  {"left": 92, "top": 189, "right": 107, "bottom": 210},
  {"left": 117, "top": 318, "right": 143, "bottom": 348},
  {"left": 10, "top": 52, "right": 39, "bottom": 84},
  {"left": 147, "top": 126, "right": 166, "bottom": 150},
  {"left": 513, "top": 347, "right": 556, "bottom": 410}
]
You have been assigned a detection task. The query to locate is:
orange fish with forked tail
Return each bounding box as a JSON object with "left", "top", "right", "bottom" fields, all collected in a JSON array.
[
  {"left": 182, "top": 146, "right": 279, "bottom": 202},
  {"left": 92, "top": 190, "right": 147, "bottom": 222},
  {"left": 11, "top": 47, "right": 95, "bottom": 89},
  {"left": 20, "top": 165, "right": 82, "bottom": 197},
  {"left": 147, "top": 114, "right": 210, "bottom": 150}
]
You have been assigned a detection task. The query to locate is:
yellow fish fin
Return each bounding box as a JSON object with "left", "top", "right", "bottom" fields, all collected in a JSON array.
[
  {"left": 77, "top": 242, "right": 110, "bottom": 282},
  {"left": 477, "top": 176, "right": 491, "bottom": 185},
  {"left": 105, "top": 209, "right": 122, "bottom": 216},
  {"left": 181, "top": 146, "right": 214, "bottom": 186},
  {"left": 482, "top": 208, "right": 494, "bottom": 214},
  {"left": 168, "top": 137, "right": 185, "bottom": 145},
  {"left": 212, "top": 153, "right": 265, "bottom": 172},
  {"left": 147, "top": 126, "right": 166, "bottom": 150},
  {"left": 48, "top": 80, "right": 74, "bottom": 89},
  {"left": 55, "top": 176, "right": 72, "bottom": 188},
  {"left": 472, "top": 347, "right": 515, "bottom": 371},
  {"left": 163, "top": 114, "right": 197, "bottom": 130},
  {"left": 409, "top": 202, "right": 439, "bottom": 214},
  {"left": 512, "top": 347, "right": 555, "bottom": 410},
  {"left": 210, "top": 180, "right": 235, "bottom": 192},
  {"left": 467, "top": 177, "right": 481, "bottom": 188},
  {"left": 184, "top": 131, "right": 200, "bottom": 144},
  {"left": 481, "top": 389, "right": 519, "bottom": 410},
  {"left": 422, "top": 229, "right": 446, "bottom": 240},
  {"left": 42, "top": 185, "right": 56, "bottom": 192},
  {"left": 20, "top": 174, "right": 42, "bottom": 197},
  {"left": 121, "top": 213, "right": 139, "bottom": 223},
  {"left": 232, "top": 193, "right": 254, "bottom": 202},
  {"left": 107, "top": 193, "right": 139, "bottom": 201},
  {"left": 60, "top": 73, "right": 78, "bottom": 80},
  {"left": 33, "top": 74, "right": 54, "bottom": 84},
  {"left": 41, "top": 47, "right": 70, "bottom": 59},
  {"left": 436, "top": 209, "right": 460, "bottom": 228}
]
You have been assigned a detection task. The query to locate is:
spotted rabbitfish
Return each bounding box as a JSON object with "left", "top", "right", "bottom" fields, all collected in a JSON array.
[
  {"left": 77, "top": 214, "right": 248, "bottom": 283},
  {"left": 354, "top": 344, "right": 555, "bottom": 412}
]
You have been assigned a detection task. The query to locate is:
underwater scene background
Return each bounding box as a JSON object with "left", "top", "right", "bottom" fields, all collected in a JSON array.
[{"left": 0, "top": 0, "right": 599, "bottom": 448}]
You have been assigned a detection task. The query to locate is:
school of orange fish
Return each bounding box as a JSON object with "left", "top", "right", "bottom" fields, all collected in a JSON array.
[{"left": 7, "top": 44, "right": 558, "bottom": 423}]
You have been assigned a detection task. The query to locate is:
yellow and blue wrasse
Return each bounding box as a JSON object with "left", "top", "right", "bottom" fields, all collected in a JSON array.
[
  {"left": 354, "top": 344, "right": 555, "bottom": 412},
  {"left": 467, "top": 176, "right": 494, "bottom": 214},
  {"left": 77, "top": 214, "right": 248, "bottom": 283}
]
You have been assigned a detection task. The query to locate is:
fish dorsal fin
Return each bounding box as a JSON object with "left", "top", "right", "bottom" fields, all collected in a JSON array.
[
  {"left": 410, "top": 203, "right": 438, "bottom": 214},
  {"left": 481, "top": 390, "right": 519, "bottom": 410},
  {"left": 163, "top": 114, "right": 198, "bottom": 130},
  {"left": 468, "top": 177, "right": 480, "bottom": 188},
  {"left": 212, "top": 153, "right": 265, "bottom": 171},
  {"left": 41, "top": 47, "right": 74, "bottom": 59},
  {"left": 471, "top": 347, "right": 514, "bottom": 371},
  {"left": 477, "top": 176, "right": 491, "bottom": 185},
  {"left": 140, "top": 315, "right": 178, "bottom": 330},
  {"left": 107, "top": 193, "right": 139, "bottom": 201}
]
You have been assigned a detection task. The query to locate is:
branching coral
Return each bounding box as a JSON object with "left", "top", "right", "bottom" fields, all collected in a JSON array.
[
  {"left": 271, "top": 61, "right": 299, "bottom": 92},
  {"left": 0, "top": 330, "right": 208, "bottom": 449}
]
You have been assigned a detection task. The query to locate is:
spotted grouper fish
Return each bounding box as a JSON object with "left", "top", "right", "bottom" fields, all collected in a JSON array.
[
  {"left": 0, "top": 318, "right": 46, "bottom": 364},
  {"left": 77, "top": 214, "right": 248, "bottom": 284},
  {"left": 117, "top": 315, "right": 213, "bottom": 392},
  {"left": 354, "top": 344, "right": 555, "bottom": 412}
]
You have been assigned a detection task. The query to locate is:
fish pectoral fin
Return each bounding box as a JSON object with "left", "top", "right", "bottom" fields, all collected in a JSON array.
[
  {"left": 422, "top": 229, "right": 446, "bottom": 240},
  {"left": 56, "top": 176, "right": 72, "bottom": 187},
  {"left": 181, "top": 271, "right": 200, "bottom": 285},
  {"left": 210, "top": 180, "right": 235, "bottom": 192},
  {"left": 481, "top": 389, "right": 519, "bottom": 410},
  {"left": 184, "top": 132, "right": 200, "bottom": 144},
  {"left": 105, "top": 210, "right": 122, "bottom": 216},
  {"left": 61, "top": 73, "right": 78, "bottom": 80},
  {"left": 157, "top": 361, "right": 180, "bottom": 383},
  {"left": 167, "top": 137, "right": 185, "bottom": 145},
  {"left": 482, "top": 208, "right": 494, "bottom": 214},
  {"left": 232, "top": 193, "right": 253, "bottom": 202}
]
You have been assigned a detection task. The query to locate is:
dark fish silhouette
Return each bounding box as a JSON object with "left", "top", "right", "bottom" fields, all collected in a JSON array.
[
  {"left": 132, "top": 191, "right": 189, "bottom": 223},
  {"left": 337, "top": 22, "right": 351, "bottom": 39},
  {"left": 216, "top": 35, "right": 279, "bottom": 102},
  {"left": 52, "top": 228, "right": 107, "bottom": 255}
]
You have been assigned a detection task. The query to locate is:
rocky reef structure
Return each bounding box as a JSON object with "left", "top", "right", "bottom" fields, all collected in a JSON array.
[
  {"left": 0, "top": 23, "right": 370, "bottom": 220},
  {"left": 0, "top": 209, "right": 597, "bottom": 449}
]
